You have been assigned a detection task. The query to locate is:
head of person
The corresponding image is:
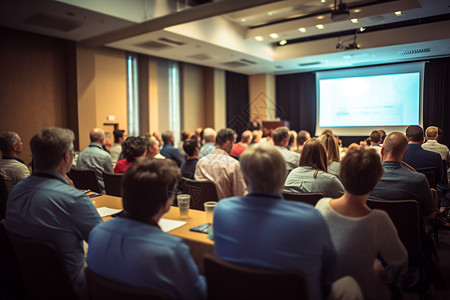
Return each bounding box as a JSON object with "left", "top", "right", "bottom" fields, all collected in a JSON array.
[
  {"left": 183, "top": 139, "right": 199, "bottom": 158},
  {"left": 144, "top": 136, "right": 160, "bottom": 157},
  {"left": 90, "top": 128, "right": 106, "bottom": 145},
  {"left": 203, "top": 128, "right": 216, "bottom": 144},
  {"left": 122, "top": 158, "right": 180, "bottom": 221},
  {"left": 381, "top": 132, "right": 408, "bottom": 161},
  {"left": 425, "top": 126, "right": 439, "bottom": 141},
  {"left": 161, "top": 131, "right": 174, "bottom": 146},
  {"left": 370, "top": 130, "right": 382, "bottom": 144},
  {"left": 318, "top": 133, "right": 340, "bottom": 163},
  {"left": 322, "top": 129, "right": 334, "bottom": 136},
  {"left": 340, "top": 147, "right": 383, "bottom": 196},
  {"left": 251, "top": 130, "right": 262, "bottom": 143},
  {"left": 240, "top": 130, "right": 253, "bottom": 145},
  {"left": 405, "top": 125, "right": 424, "bottom": 144},
  {"left": 216, "top": 128, "right": 236, "bottom": 153},
  {"left": 180, "top": 131, "right": 190, "bottom": 142},
  {"left": 379, "top": 130, "right": 387, "bottom": 143},
  {"left": 272, "top": 126, "right": 290, "bottom": 147},
  {"left": 240, "top": 143, "right": 286, "bottom": 193},
  {"left": 122, "top": 137, "right": 147, "bottom": 162},
  {"left": 288, "top": 130, "right": 297, "bottom": 147},
  {"left": 30, "top": 127, "right": 75, "bottom": 173},
  {"left": 299, "top": 138, "right": 328, "bottom": 175},
  {"left": 113, "top": 129, "right": 126, "bottom": 144},
  {"left": 297, "top": 130, "right": 311, "bottom": 147},
  {"left": 0, "top": 131, "right": 23, "bottom": 157}
]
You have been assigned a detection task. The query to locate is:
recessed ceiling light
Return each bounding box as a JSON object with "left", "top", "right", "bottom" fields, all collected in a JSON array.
[
  {"left": 359, "top": 27, "right": 366, "bottom": 32},
  {"left": 241, "top": 18, "right": 246, "bottom": 22},
  {"left": 279, "top": 40, "right": 287, "bottom": 46},
  {"left": 298, "top": 27, "right": 306, "bottom": 33},
  {"left": 270, "top": 33, "right": 279, "bottom": 39},
  {"left": 321, "top": 0, "right": 326, "bottom": 3},
  {"left": 255, "top": 36, "right": 263, "bottom": 41},
  {"left": 316, "top": 24, "right": 324, "bottom": 30},
  {"left": 268, "top": 12, "right": 273, "bottom": 16},
  {"left": 353, "top": 9, "right": 361, "bottom": 13},
  {"left": 394, "top": 11, "right": 403, "bottom": 16},
  {"left": 350, "top": 18, "right": 359, "bottom": 23},
  {"left": 317, "top": 15, "right": 325, "bottom": 20}
]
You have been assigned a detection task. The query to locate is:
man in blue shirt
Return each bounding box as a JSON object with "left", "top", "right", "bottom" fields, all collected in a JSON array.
[
  {"left": 160, "top": 130, "right": 185, "bottom": 167},
  {"left": 87, "top": 158, "right": 206, "bottom": 300},
  {"left": 6, "top": 127, "right": 102, "bottom": 290}
]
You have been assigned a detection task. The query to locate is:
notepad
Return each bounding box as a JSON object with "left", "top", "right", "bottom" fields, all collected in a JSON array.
[
  {"left": 96, "top": 207, "right": 123, "bottom": 217},
  {"left": 159, "top": 219, "right": 186, "bottom": 232}
]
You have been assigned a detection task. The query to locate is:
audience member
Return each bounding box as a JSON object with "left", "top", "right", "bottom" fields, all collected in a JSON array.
[
  {"left": 368, "top": 130, "right": 383, "bottom": 157},
  {"left": 273, "top": 127, "right": 300, "bottom": 173},
  {"left": 114, "top": 136, "right": 147, "bottom": 173},
  {"left": 0, "top": 131, "right": 30, "bottom": 193},
  {"left": 422, "top": 126, "right": 450, "bottom": 162},
  {"left": 160, "top": 131, "right": 185, "bottom": 167},
  {"left": 214, "top": 143, "right": 362, "bottom": 300},
  {"left": 230, "top": 130, "right": 252, "bottom": 157},
  {"left": 316, "top": 147, "right": 407, "bottom": 300},
  {"left": 77, "top": 128, "right": 114, "bottom": 191},
  {"left": 110, "top": 129, "right": 125, "bottom": 166},
  {"left": 145, "top": 136, "right": 165, "bottom": 159},
  {"left": 287, "top": 130, "right": 297, "bottom": 150},
  {"left": 379, "top": 130, "right": 387, "bottom": 144},
  {"left": 251, "top": 129, "right": 262, "bottom": 144},
  {"left": 178, "top": 130, "right": 190, "bottom": 157},
  {"left": 284, "top": 138, "right": 344, "bottom": 198},
  {"left": 260, "top": 127, "right": 273, "bottom": 143},
  {"left": 318, "top": 133, "right": 341, "bottom": 180},
  {"left": 6, "top": 127, "right": 102, "bottom": 290},
  {"left": 87, "top": 158, "right": 206, "bottom": 300},
  {"left": 296, "top": 130, "right": 311, "bottom": 154},
  {"left": 180, "top": 139, "right": 199, "bottom": 179},
  {"left": 403, "top": 125, "right": 443, "bottom": 184},
  {"left": 195, "top": 128, "right": 246, "bottom": 199},
  {"left": 248, "top": 116, "right": 261, "bottom": 131},
  {"left": 198, "top": 128, "right": 216, "bottom": 159}
]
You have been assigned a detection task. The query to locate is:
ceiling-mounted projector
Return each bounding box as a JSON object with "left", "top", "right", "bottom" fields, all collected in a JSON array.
[{"left": 331, "top": 0, "right": 350, "bottom": 21}]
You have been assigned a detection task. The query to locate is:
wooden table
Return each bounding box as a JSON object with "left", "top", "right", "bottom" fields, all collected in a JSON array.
[{"left": 92, "top": 194, "right": 214, "bottom": 273}]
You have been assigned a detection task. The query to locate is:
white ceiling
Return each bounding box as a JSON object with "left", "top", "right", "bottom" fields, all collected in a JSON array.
[{"left": 1, "top": 0, "right": 449, "bottom": 74}]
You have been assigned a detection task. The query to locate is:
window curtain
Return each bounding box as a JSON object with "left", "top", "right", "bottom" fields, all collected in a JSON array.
[{"left": 225, "top": 71, "right": 249, "bottom": 136}]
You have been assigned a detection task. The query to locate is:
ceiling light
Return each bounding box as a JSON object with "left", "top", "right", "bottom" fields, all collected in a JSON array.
[
  {"left": 268, "top": 12, "right": 273, "bottom": 16},
  {"left": 298, "top": 27, "right": 306, "bottom": 33},
  {"left": 269, "top": 33, "right": 279, "bottom": 39},
  {"left": 353, "top": 9, "right": 361, "bottom": 13},
  {"left": 321, "top": 0, "right": 326, "bottom": 3},
  {"left": 279, "top": 40, "right": 287, "bottom": 46},
  {"left": 241, "top": 19, "right": 246, "bottom": 22},
  {"left": 316, "top": 24, "right": 324, "bottom": 30},
  {"left": 394, "top": 11, "right": 403, "bottom": 16},
  {"left": 255, "top": 36, "right": 263, "bottom": 41},
  {"left": 317, "top": 15, "right": 325, "bottom": 20},
  {"left": 359, "top": 27, "right": 366, "bottom": 32},
  {"left": 350, "top": 18, "right": 359, "bottom": 23}
]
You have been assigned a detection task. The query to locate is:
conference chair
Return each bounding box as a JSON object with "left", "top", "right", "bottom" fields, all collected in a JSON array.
[
  {"left": 282, "top": 191, "right": 324, "bottom": 206},
  {"left": 179, "top": 177, "right": 218, "bottom": 210},
  {"left": 203, "top": 254, "right": 308, "bottom": 300},
  {"left": 68, "top": 168, "right": 102, "bottom": 193},
  {"left": 417, "top": 170, "right": 436, "bottom": 189},
  {"left": 7, "top": 231, "right": 76, "bottom": 299},
  {"left": 102, "top": 171, "right": 123, "bottom": 197},
  {"left": 0, "top": 174, "right": 8, "bottom": 220},
  {"left": 84, "top": 267, "right": 171, "bottom": 300}
]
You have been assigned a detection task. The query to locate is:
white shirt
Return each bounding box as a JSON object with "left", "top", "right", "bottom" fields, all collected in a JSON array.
[
  {"left": 0, "top": 158, "right": 30, "bottom": 194},
  {"left": 275, "top": 145, "right": 300, "bottom": 173}
]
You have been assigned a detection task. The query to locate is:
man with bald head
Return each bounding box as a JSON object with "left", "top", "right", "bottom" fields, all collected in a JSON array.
[
  {"left": 230, "top": 130, "right": 252, "bottom": 157},
  {"left": 369, "top": 132, "right": 435, "bottom": 218},
  {"left": 77, "top": 128, "right": 114, "bottom": 191}
]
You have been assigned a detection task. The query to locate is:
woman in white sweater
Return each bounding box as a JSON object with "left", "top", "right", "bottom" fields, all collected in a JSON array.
[{"left": 315, "top": 147, "right": 408, "bottom": 300}]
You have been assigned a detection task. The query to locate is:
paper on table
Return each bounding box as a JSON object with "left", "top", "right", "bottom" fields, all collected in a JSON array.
[
  {"left": 97, "top": 207, "right": 122, "bottom": 217},
  {"left": 159, "top": 218, "right": 186, "bottom": 232}
]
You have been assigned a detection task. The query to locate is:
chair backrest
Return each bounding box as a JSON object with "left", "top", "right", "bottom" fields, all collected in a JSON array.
[
  {"left": 6, "top": 231, "right": 76, "bottom": 299},
  {"left": 68, "top": 168, "right": 102, "bottom": 193},
  {"left": 179, "top": 177, "right": 218, "bottom": 210},
  {"left": 203, "top": 254, "right": 308, "bottom": 300},
  {"left": 102, "top": 171, "right": 123, "bottom": 197},
  {"left": 417, "top": 169, "right": 436, "bottom": 189},
  {"left": 366, "top": 199, "right": 421, "bottom": 253},
  {"left": 85, "top": 267, "right": 171, "bottom": 300},
  {"left": 282, "top": 192, "right": 324, "bottom": 206},
  {"left": 0, "top": 174, "right": 8, "bottom": 219}
]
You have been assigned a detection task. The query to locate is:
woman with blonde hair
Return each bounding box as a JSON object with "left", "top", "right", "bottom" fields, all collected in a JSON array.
[
  {"left": 318, "top": 133, "right": 341, "bottom": 180},
  {"left": 284, "top": 138, "right": 344, "bottom": 198}
]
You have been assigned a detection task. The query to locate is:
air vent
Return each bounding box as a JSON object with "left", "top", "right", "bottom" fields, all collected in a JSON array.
[
  {"left": 398, "top": 48, "right": 431, "bottom": 55},
  {"left": 158, "top": 37, "right": 185, "bottom": 46},
  {"left": 240, "top": 59, "right": 257, "bottom": 65},
  {"left": 221, "top": 61, "right": 248, "bottom": 68},
  {"left": 369, "top": 15, "right": 385, "bottom": 22},
  {"left": 298, "top": 61, "right": 321, "bottom": 67},
  {"left": 188, "top": 54, "right": 212, "bottom": 60},
  {"left": 135, "top": 41, "right": 174, "bottom": 51},
  {"left": 22, "top": 13, "right": 81, "bottom": 32}
]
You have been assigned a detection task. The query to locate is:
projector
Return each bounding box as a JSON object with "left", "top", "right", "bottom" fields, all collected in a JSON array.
[{"left": 331, "top": 2, "right": 350, "bottom": 21}]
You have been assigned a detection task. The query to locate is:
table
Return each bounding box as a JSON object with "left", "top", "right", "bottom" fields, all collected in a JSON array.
[{"left": 92, "top": 194, "right": 214, "bottom": 273}]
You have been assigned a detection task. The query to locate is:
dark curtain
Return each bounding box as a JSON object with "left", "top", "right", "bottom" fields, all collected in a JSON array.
[
  {"left": 423, "top": 58, "right": 450, "bottom": 148},
  {"left": 275, "top": 72, "right": 316, "bottom": 133},
  {"left": 225, "top": 71, "right": 249, "bottom": 136}
]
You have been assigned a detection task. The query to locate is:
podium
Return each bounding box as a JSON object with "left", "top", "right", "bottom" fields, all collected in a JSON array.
[{"left": 262, "top": 121, "right": 290, "bottom": 130}]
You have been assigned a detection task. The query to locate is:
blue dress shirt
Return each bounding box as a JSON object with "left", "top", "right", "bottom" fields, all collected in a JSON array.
[
  {"left": 403, "top": 143, "right": 443, "bottom": 184},
  {"left": 160, "top": 144, "right": 185, "bottom": 167}
]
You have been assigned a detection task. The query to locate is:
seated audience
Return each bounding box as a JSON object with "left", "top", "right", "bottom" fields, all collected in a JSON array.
[
  {"left": 114, "top": 136, "right": 147, "bottom": 173},
  {"left": 0, "top": 131, "right": 30, "bottom": 193},
  {"left": 230, "top": 130, "right": 252, "bottom": 157},
  {"left": 251, "top": 129, "right": 262, "bottom": 144},
  {"left": 160, "top": 130, "right": 185, "bottom": 167},
  {"left": 284, "top": 138, "right": 344, "bottom": 198},
  {"left": 318, "top": 133, "right": 341, "bottom": 180},
  {"left": 316, "top": 147, "right": 407, "bottom": 300},
  {"left": 287, "top": 130, "right": 297, "bottom": 150},
  {"left": 260, "top": 127, "right": 273, "bottom": 143},
  {"left": 180, "top": 139, "right": 199, "bottom": 179},
  {"left": 214, "top": 143, "right": 362, "bottom": 300},
  {"left": 77, "top": 128, "right": 114, "bottom": 191},
  {"left": 6, "top": 127, "right": 102, "bottom": 291},
  {"left": 379, "top": 129, "right": 387, "bottom": 144},
  {"left": 368, "top": 130, "right": 383, "bottom": 157},
  {"left": 178, "top": 130, "right": 190, "bottom": 157},
  {"left": 273, "top": 127, "right": 300, "bottom": 173},
  {"left": 110, "top": 129, "right": 125, "bottom": 166},
  {"left": 295, "top": 130, "right": 311, "bottom": 154},
  {"left": 87, "top": 158, "right": 206, "bottom": 300},
  {"left": 145, "top": 135, "right": 165, "bottom": 159},
  {"left": 195, "top": 128, "right": 246, "bottom": 199},
  {"left": 198, "top": 128, "right": 216, "bottom": 159},
  {"left": 248, "top": 116, "right": 261, "bottom": 131},
  {"left": 422, "top": 126, "right": 450, "bottom": 162}
]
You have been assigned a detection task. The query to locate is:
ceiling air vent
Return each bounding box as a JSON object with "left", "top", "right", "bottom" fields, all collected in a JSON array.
[
  {"left": 135, "top": 41, "right": 174, "bottom": 51},
  {"left": 298, "top": 61, "right": 321, "bottom": 67},
  {"left": 221, "top": 61, "right": 249, "bottom": 68},
  {"left": 158, "top": 37, "right": 185, "bottom": 46},
  {"left": 398, "top": 48, "right": 431, "bottom": 55},
  {"left": 188, "top": 53, "right": 212, "bottom": 60},
  {"left": 22, "top": 13, "right": 81, "bottom": 32},
  {"left": 240, "top": 59, "right": 257, "bottom": 65}
]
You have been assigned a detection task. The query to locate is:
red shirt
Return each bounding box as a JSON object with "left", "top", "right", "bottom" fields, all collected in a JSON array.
[
  {"left": 230, "top": 142, "right": 248, "bottom": 157},
  {"left": 114, "top": 159, "right": 133, "bottom": 174}
]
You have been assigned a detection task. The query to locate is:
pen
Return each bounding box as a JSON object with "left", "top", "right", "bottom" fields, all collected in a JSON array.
[{"left": 199, "top": 224, "right": 210, "bottom": 231}]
